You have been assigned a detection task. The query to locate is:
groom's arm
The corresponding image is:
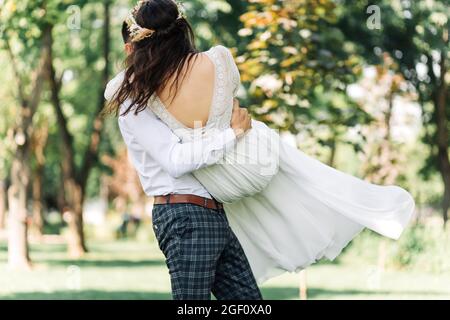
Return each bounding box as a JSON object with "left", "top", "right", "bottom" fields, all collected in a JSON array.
[{"left": 118, "top": 100, "right": 251, "bottom": 178}]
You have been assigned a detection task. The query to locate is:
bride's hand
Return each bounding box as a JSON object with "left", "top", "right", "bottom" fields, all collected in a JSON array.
[{"left": 230, "top": 99, "right": 252, "bottom": 139}]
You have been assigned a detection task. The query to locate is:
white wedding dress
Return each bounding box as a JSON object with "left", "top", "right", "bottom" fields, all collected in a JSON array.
[{"left": 148, "top": 45, "right": 415, "bottom": 284}]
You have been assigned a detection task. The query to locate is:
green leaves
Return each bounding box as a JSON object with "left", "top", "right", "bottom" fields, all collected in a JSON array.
[{"left": 237, "top": 0, "right": 364, "bottom": 139}]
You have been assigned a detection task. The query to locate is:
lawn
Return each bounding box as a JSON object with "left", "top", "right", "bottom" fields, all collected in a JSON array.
[{"left": 0, "top": 237, "right": 449, "bottom": 300}]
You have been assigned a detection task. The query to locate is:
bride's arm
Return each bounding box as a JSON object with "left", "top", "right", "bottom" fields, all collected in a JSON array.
[{"left": 118, "top": 105, "right": 237, "bottom": 178}]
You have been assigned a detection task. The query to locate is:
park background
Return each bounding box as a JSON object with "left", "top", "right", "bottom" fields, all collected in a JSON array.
[{"left": 0, "top": 0, "right": 450, "bottom": 299}]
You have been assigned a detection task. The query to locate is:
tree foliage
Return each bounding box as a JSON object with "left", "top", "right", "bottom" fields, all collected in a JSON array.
[
  {"left": 338, "top": 0, "right": 450, "bottom": 222},
  {"left": 236, "top": 0, "right": 367, "bottom": 136}
]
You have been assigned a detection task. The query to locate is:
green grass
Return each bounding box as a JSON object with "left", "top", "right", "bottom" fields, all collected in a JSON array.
[{"left": 0, "top": 236, "right": 449, "bottom": 300}]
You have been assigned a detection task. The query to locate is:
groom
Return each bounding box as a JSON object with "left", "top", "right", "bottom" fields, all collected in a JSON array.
[{"left": 105, "top": 22, "right": 262, "bottom": 300}]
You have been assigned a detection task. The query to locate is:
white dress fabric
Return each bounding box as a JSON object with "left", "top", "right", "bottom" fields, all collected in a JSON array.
[{"left": 147, "top": 45, "right": 416, "bottom": 284}]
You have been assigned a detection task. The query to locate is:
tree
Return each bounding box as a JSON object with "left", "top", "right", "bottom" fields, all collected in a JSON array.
[
  {"left": 102, "top": 147, "right": 147, "bottom": 227},
  {"left": 350, "top": 54, "right": 416, "bottom": 185},
  {"left": 1, "top": 0, "right": 109, "bottom": 259},
  {"left": 338, "top": 0, "right": 450, "bottom": 224},
  {"left": 236, "top": 0, "right": 370, "bottom": 161},
  {"left": 184, "top": 0, "right": 249, "bottom": 49},
  {"left": 30, "top": 117, "right": 49, "bottom": 237},
  {"left": 0, "top": 0, "right": 51, "bottom": 268},
  {"left": 46, "top": 0, "right": 112, "bottom": 256},
  {"left": 0, "top": 180, "right": 6, "bottom": 230}
]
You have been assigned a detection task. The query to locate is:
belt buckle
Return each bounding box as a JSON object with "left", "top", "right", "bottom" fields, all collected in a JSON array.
[{"left": 204, "top": 197, "right": 208, "bottom": 208}]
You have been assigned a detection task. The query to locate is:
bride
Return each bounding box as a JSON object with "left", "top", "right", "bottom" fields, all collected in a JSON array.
[{"left": 106, "top": 0, "right": 415, "bottom": 283}]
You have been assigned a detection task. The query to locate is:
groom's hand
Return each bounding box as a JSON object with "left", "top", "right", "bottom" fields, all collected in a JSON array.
[{"left": 231, "top": 99, "right": 252, "bottom": 139}]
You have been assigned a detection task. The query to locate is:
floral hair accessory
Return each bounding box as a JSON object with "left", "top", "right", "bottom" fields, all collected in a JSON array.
[{"left": 126, "top": 0, "right": 186, "bottom": 43}]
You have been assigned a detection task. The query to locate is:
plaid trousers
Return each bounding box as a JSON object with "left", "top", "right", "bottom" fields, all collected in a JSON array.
[{"left": 152, "top": 203, "right": 262, "bottom": 300}]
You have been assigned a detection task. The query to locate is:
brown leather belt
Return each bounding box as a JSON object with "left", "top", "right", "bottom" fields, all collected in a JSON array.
[{"left": 153, "top": 194, "right": 223, "bottom": 211}]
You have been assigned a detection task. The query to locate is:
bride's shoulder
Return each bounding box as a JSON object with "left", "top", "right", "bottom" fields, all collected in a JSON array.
[
  {"left": 210, "top": 44, "right": 228, "bottom": 50},
  {"left": 207, "top": 44, "right": 234, "bottom": 61},
  {"left": 209, "top": 44, "right": 231, "bottom": 53}
]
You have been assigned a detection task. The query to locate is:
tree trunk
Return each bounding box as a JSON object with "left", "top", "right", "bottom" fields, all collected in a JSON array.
[
  {"left": 327, "top": 134, "right": 337, "bottom": 167},
  {"left": 31, "top": 164, "right": 44, "bottom": 237},
  {"left": 31, "top": 118, "right": 49, "bottom": 238},
  {"left": 46, "top": 2, "right": 111, "bottom": 256},
  {"left": 0, "top": 180, "right": 7, "bottom": 230},
  {"left": 435, "top": 47, "right": 450, "bottom": 225},
  {"left": 4, "top": 26, "right": 49, "bottom": 269},
  {"left": 7, "top": 152, "right": 31, "bottom": 270},
  {"left": 46, "top": 28, "right": 89, "bottom": 256},
  {"left": 299, "top": 270, "right": 307, "bottom": 300},
  {"left": 64, "top": 178, "right": 87, "bottom": 258}
]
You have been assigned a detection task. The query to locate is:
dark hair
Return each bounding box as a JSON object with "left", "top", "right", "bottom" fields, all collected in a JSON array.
[
  {"left": 107, "top": 0, "right": 199, "bottom": 116},
  {"left": 121, "top": 21, "right": 130, "bottom": 43}
]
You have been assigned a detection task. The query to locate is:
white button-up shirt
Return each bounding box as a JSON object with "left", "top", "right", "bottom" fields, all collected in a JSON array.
[{"left": 105, "top": 73, "right": 237, "bottom": 199}]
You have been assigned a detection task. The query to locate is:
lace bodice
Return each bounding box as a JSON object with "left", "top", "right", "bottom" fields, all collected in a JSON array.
[{"left": 148, "top": 45, "right": 241, "bottom": 142}]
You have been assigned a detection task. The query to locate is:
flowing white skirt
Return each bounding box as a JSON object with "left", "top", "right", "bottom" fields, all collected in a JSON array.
[{"left": 193, "top": 121, "right": 415, "bottom": 284}]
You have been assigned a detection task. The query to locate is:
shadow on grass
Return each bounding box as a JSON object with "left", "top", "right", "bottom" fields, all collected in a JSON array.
[
  {"left": 29, "top": 244, "right": 68, "bottom": 253},
  {"left": 0, "top": 241, "right": 165, "bottom": 268},
  {"left": 3, "top": 287, "right": 449, "bottom": 300},
  {"left": 0, "top": 290, "right": 172, "bottom": 300},
  {"left": 260, "top": 286, "right": 450, "bottom": 300},
  {"left": 41, "top": 258, "right": 166, "bottom": 268},
  {"left": 1, "top": 241, "right": 67, "bottom": 252}
]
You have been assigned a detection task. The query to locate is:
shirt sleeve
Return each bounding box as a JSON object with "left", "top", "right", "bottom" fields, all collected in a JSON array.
[{"left": 118, "top": 106, "right": 237, "bottom": 178}]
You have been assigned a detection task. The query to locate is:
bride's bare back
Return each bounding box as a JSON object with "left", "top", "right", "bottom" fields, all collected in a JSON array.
[{"left": 157, "top": 52, "right": 215, "bottom": 129}]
